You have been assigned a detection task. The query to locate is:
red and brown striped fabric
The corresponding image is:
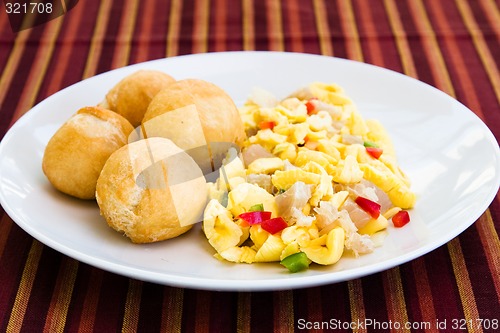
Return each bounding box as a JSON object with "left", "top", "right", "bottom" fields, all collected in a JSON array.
[{"left": 1, "top": 0, "right": 499, "bottom": 332}]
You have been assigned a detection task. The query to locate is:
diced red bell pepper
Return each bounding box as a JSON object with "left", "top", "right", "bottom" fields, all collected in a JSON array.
[
  {"left": 238, "top": 211, "right": 272, "bottom": 225},
  {"left": 366, "top": 147, "right": 383, "bottom": 159},
  {"left": 261, "top": 217, "right": 288, "bottom": 234},
  {"left": 392, "top": 210, "right": 410, "bottom": 228},
  {"left": 305, "top": 98, "right": 318, "bottom": 115},
  {"left": 355, "top": 196, "right": 381, "bottom": 219},
  {"left": 258, "top": 121, "right": 276, "bottom": 130}
]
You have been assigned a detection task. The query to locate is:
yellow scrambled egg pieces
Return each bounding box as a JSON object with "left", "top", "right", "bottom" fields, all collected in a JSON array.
[{"left": 202, "top": 82, "right": 416, "bottom": 268}]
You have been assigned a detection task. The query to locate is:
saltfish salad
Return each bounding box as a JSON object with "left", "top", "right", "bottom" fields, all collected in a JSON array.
[{"left": 203, "top": 82, "right": 416, "bottom": 272}]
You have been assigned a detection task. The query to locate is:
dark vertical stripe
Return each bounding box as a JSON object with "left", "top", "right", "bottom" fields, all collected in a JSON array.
[
  {"left": 38, "top": 0, "right": 87, "bottom": 98},
  {"left": 82, "top": 0, "right": 114, "bottom": 78},
  {"left": 209, "top": 292, "right": 238, "bottom": 333},
  {"left": 129, "top": 0, "right": 162, "bottom": 63},
  {"left": 393, "top": 0, "right": 435, "bottom": 86},
  {"left": 63, "top": 264, "right": 100, "bottom": 333},
  {"left": 281, "top": 0, "right": 322, "bottom": 55},
  {"left": 476, "top": 209, "right": 500, "bottom": 299},
  {"left": 408, "top": 0, "right": 455, "bottom": 95},
  {"left": 59, "top": 0, "right": 100, "bottom": 85},
  {"left": 324, "top": 0, "right": 347, "bottom": 58},
  {"left": 253, "top": 0, "right": 269, "bottom": 50},
  {"left": 384, "top": 0, "right": 418, "bottom": 78},
  {"left": 273, "top": 290, "right": 294, "bottom": 332},
  {"left": 454, "top": 0, "right": 500, "bottom": 138},
  {"left": 10, "top": 18, "right": 63, "bottom": 122},
  {"left": 236, "top": 292, "right": 251, "bottom": 333},
  {"left": 1, "top": 27, "right": 43, "bottom": 131},
  {"left": 321, "top": 283, "right": 351, "bottom": 323},
  {"left": 42, "top": 257, "right": 78, "bottom": 332},
  {"left": 95, "top": 1, "right": 126, "bottom": 74},
  {"left": 293, "top": 287, "right": 327, "bottom": 329},
  {"left": 282, "top": 0, "right": 304, "bottom": 52},
  {"left": 425, "top": 0, "right": 486, "bottom": 119},
  {"left": 0, "top": 21, "right": 14, "bottom": 76},
  {"left": 7, "top": 241, "right": 44, "bottom": 332},
  {"left": 296, "top": 1, "right": 321, "bottom": 55},
  {"left": 424, "top": 246, "right": 465, "bottom": 322},
  {"left": 471, "top": 0, "right": 500, "bottom": 69},
  {"left": 446, "top": 238, "right": 482, "bottom": 331},
  {"left": 76, "top": 269, "right": 104, "bottom": 333},
  {"left": 208, "top": 0, "right": 243, "bottom": 52},
  {"left": 147, "top": 0, "right": 172, "bottom": 59},
  {"left": 20, "top": 247, "right": 62, "bottom": 332},
  {"left": 459, "top": 223, "right": 500, "bottom": 319},
  {"left": 92, "top": 273, "right": 129, "bottom": 331},
  {"left": 250, "top": 292, "right": 274, "bottom": 332},
  {"left": 110, "top": 0, "right": 140, "bottom": 69},
  {"left": 225, "top": 0, "right": 243, "bottom": 50},
  {"left": 178, "top": 0, "right": 195, "bottom": 55},
  {"left": 352, "top": 0, "right": 385, "bottom": 66},
  {"left": 136, "top": 283, "right": 163, "bottom": 332},
  {"left": 361, "top": 274, "right": 390, "bottom": 327},
  {"left": 0, "top": 219, "right": 33, "bottom": 332},
  {"left": 399, "top": 260, "right": 435, "bottom": 332},
  {"left": 338, "top": 0, "right": 363, "bottom": 61},
  {"left": 353, "top": 0, "right": 403, "bottom": 72}
]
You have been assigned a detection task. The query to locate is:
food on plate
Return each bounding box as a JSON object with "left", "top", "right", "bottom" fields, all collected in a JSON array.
[
  {"left": 202, "top": 82, "right": 416, "bottom": 271},
  {"left": 102, "top": 70, "right": 176, "bottom": 127},
  {"left": 142, "top": 79, "right": 246, "bottom": 174},
  {"left": 42, "top": 106, "right": 134, "bottom": 200},
  {"left": 41, "top": 71, "right": 244, "bottom": 243},
  {"left": 96, "top": 137, "right": 207, "bottom": 243}
]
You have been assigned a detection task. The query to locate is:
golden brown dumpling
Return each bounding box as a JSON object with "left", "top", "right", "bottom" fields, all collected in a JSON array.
[
  {"left": 95, "top": 137, "right": 208, "bottom": 243},
  {"left": 142, "top": 79, "right": 246, "bottom": 174},
  {"left": 104, "top": 70, "right": 175, "bottom": 127},
  {"left": 42, "top": 106, "right": 134, "bottom": 199}
]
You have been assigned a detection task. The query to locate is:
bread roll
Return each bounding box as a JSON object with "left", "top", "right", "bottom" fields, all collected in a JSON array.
[
  {"left": 141, "top": 79, "right": 246, "bottom": 174},
  {"left": 105, "top": 70, "right": 175, "bottom": 127},
  {"left": 96, "top": 137, "right": 207, "bottom": 243},
  {"left": 42, "top": 106, "right": 134, "bottom": 199}
]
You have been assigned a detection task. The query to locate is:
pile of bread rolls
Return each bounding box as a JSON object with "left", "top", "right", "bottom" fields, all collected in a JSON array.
[{"left": 42, "top": 70, "right": 245, "bottom": 243}]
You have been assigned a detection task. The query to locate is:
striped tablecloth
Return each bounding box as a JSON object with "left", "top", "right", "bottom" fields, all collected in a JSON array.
[{"left": 1, "top": 0, "right": 499, "bottom": 332}]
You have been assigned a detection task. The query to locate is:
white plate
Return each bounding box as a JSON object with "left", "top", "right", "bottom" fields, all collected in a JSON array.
[{"left": 1, "top": 51, "right": 499, "bottom": 291}]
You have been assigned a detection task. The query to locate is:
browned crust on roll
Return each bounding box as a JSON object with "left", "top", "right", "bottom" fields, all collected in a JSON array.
[
  {"left": 95, "top": 137, "right": 207, "bottom": 243},
  {"left": 106, "top": 70, "right": 176, "bottom": 127},
  {"left": 142, "top": 79, "right": 246, "bottom": 172},
  {"left": 42, "top": 106, "right": 134, "bottom": 199}
]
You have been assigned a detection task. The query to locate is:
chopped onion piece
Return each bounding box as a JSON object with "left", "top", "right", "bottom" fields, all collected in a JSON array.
[
  {"left": 289, "top": 207, "right": 315, "bottom": 227},
  {"left": 345, "top": 232, "right": 374, "bottom": 257},
  {"left": 275, "top": 181, "right": 312, "bottom": 219},
  {"left": 242, "top": 144, "right": 274, "bottom": 166}
]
